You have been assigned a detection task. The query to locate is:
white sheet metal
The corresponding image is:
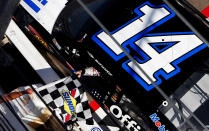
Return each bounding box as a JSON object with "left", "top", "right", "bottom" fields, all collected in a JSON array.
[
  {"left": 20, "top": 0, "right": 67, "bottom": 34},
  {"left": 6, "top": 20, "right": 60, "bottom": 83}
]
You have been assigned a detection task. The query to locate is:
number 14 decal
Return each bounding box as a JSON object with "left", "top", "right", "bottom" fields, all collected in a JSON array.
[{"left": 92, "top": 1, "right": 206, "bottom": 91}]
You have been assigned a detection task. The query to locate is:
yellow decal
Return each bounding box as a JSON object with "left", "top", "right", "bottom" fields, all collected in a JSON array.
[
  {"left": 61, "top": 90, "right": 77, "bottom": 120},
  {"left": 34, "top": 34, "right": 49, "bottom": 49}
]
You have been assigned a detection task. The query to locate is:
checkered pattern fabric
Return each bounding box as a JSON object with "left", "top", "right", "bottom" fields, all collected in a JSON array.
[
  {"left": 89, "top": 100, "right": 120, "bottom": 131},
  {"left": 36, "top": 76, "right": 94, "bottom": 128}
]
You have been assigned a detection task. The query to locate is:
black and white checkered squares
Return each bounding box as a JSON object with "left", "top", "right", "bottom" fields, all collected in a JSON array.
[{"left": 36, "top": 76, "right": 93, "bottom": 128}]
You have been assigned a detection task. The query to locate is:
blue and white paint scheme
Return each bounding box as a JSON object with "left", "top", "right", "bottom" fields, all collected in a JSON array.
[
  {"left": 92, "top": 2, "right": 206, "bottom": 91},
  {"left": 20, "top": 0, "right": 67, "bottom": 33}
]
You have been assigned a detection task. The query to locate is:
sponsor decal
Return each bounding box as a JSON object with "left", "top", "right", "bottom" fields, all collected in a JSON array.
[
  {"left": 34, "top": 34, "right": 49, "bottom": 49},
  {"left": 92, "top": 1, "right": 206, "bottom": 91},
  {"left": 150, "top": 113, "right": 168, "bottom": 131},
  {"left": 61, "top": 90, "right": 77, "bottom": 120},
  {"left": 26, "top": 25, "right": 53, "bottom": 52},
  {"left": 110, "top": 105, "right": 141, "bottom": 131},
  {"left": 23, "top": 0, "right": 48, "bottom": 13},
  {"left": 91, "top": 127, "right": 102, "bottom": 131}
]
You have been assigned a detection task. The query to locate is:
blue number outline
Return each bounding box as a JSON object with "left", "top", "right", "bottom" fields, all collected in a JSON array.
[
  {"left": 92, "top": 1, "right": 176, "bottom": 61},
  {"left": 122, "top": 32, "right": 207, "bottom": 91}
]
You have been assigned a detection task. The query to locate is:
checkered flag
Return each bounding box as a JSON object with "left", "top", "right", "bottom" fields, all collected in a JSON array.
[
  {"left": 89, "top": 100, "right": 120, "bottom": 131},
  {"left": 36, "top": 76, "right": 94, "bottom": 129}
]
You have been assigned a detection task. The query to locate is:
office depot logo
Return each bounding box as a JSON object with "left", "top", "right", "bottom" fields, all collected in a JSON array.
[
  {"left": 110, "top": 105, "right": 141, "bottom": 130},
  {"left": 150, "top": 113, "right": 168, "bottom": 131}
]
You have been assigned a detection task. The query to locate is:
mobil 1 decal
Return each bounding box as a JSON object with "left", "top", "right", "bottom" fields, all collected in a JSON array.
[{"left": 92, "top": 1, "right": 207, "bottom": 91}]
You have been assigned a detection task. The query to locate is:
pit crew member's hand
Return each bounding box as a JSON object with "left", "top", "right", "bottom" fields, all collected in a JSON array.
[{"left": 75, "top": 70, "right": 82, "bottom": 78}]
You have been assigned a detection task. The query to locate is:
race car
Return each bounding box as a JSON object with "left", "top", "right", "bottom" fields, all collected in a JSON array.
[{"left": 13, "top": 0, "right": 209, "bottom": 130}]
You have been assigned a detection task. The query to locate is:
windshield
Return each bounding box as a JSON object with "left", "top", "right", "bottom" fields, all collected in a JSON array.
[{"left": 53, "top": 0, "right": 116, "bottom": 39}]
